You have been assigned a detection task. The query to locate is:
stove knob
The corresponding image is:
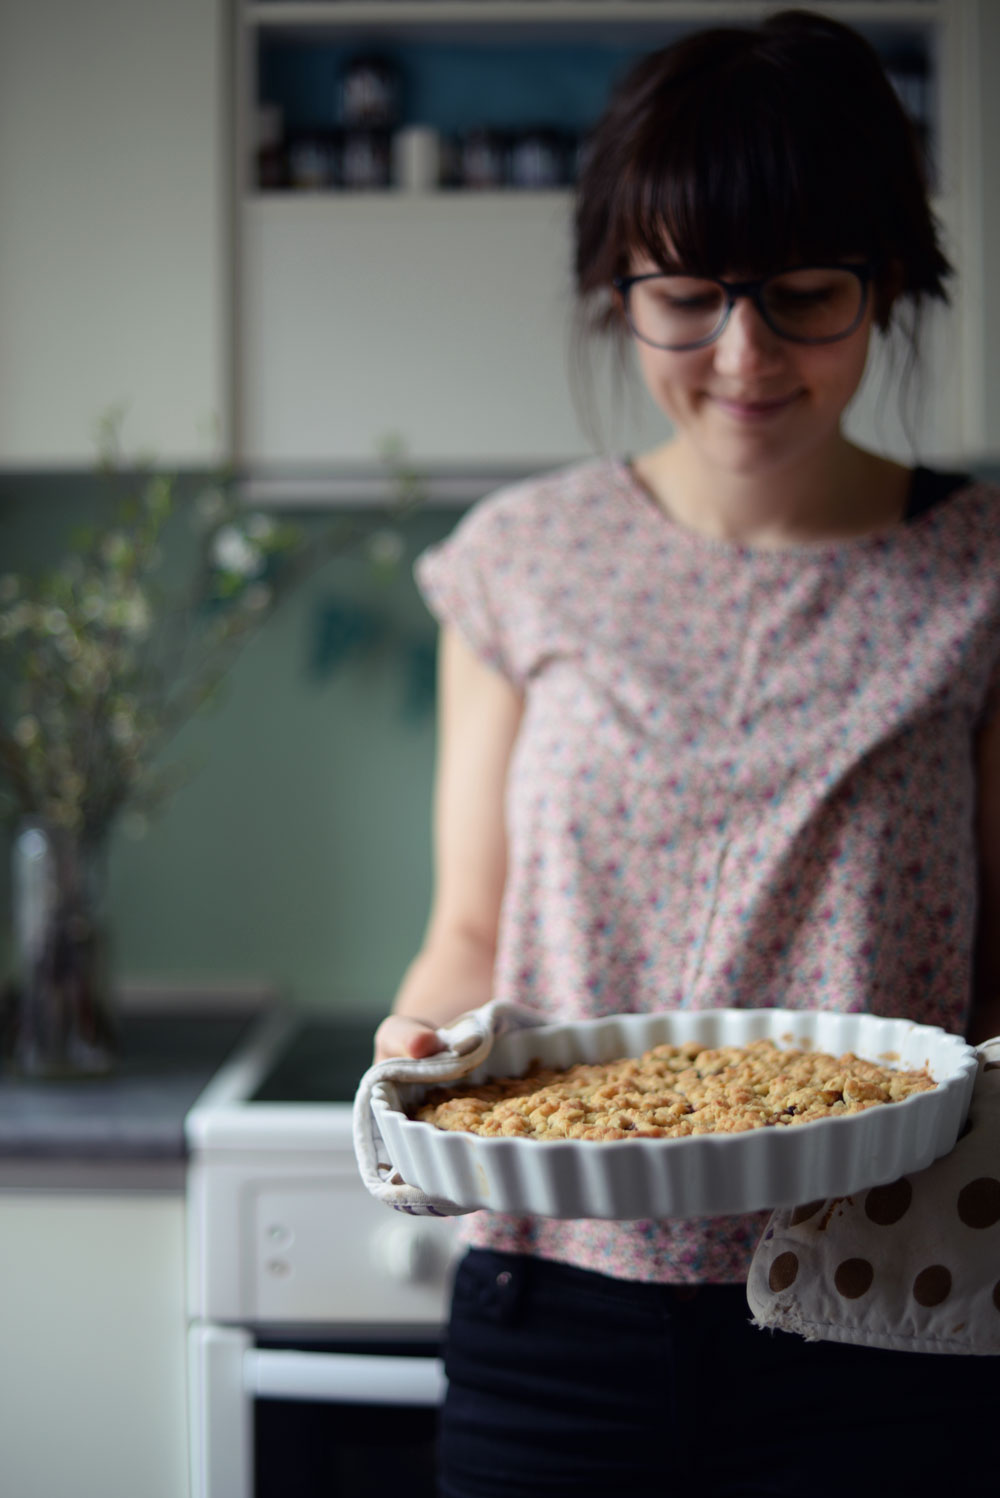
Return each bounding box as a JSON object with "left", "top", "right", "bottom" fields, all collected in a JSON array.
[{"left": 373, "top": 1221, "right": 440, "bottom": 1284}]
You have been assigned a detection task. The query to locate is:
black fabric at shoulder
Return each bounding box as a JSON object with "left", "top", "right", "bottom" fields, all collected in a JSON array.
[{"left": 904, "top": 465, "right": 975, "bottom": 522}]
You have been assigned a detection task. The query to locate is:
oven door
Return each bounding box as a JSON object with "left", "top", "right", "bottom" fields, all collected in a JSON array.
[{"left": 189, "top": 1325, "right": 445, "bottom": 1498}]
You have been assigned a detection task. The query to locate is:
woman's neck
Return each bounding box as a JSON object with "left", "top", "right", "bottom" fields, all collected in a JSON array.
[{"left": 631, "top": 438, "right": 912, "bottom": 549}]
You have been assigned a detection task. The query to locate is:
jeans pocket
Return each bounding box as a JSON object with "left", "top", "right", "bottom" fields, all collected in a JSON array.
[{"left": 449, "top": 1250, "right": 528, "bottom": 1328}]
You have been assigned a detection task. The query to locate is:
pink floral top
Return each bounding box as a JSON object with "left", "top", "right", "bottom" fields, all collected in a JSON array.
[{"left": 414, "top": 457, "right": 1000, "bottom": 1283}]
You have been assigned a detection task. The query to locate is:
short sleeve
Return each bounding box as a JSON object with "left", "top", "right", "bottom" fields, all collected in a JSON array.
[{"left": 413, "top": 486, "right": 530, "bottom": 688}]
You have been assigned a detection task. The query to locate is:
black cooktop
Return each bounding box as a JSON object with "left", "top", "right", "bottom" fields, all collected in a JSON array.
[{"left": 250, "top": 1017, "right": 379, "bottom": 1104}]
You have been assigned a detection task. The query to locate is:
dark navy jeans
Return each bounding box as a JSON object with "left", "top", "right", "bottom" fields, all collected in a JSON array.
[{"left": 439, "top": 1248, "right": 996, "bottom": 1498}]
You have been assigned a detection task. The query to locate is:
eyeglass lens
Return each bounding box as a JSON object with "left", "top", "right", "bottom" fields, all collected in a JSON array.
[{"left": 627, "top": 267, "right": 866, "bottom": 348}]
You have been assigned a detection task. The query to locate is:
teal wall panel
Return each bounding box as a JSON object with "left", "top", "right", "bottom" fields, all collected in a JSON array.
[{"left": 0, "top": 476, "right": 458, "bottom": 1018}]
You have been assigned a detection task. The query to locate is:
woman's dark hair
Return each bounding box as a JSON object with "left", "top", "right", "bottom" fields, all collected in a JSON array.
[{"left": 575, "top": 9, "right": 952, "bottom": 331}]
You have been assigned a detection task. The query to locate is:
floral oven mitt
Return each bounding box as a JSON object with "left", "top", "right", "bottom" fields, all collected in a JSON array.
[{"left": 747, "top": 1038, "right": 1000, "bottom": 1355}]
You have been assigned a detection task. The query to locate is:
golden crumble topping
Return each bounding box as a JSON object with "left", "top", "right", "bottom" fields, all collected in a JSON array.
[{"left": 412, "top": 1038, "right": 936, "bottom": 1140}]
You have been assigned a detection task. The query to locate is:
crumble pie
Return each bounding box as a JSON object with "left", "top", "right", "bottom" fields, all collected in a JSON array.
[{"left": 412, "top": 1038, "right": 936, "bottom": 1140}]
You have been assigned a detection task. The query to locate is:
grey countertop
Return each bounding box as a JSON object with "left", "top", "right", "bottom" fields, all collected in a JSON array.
[{"left": 0, "top": 1012, "right": 258, "bottom": 1166}]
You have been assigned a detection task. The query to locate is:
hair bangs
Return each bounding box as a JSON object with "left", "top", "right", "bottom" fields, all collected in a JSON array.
[{"left": 617, "top": 62, "right": 882, "bottom": 279}]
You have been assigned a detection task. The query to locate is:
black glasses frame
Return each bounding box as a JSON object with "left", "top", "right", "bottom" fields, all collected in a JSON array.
[{"left": 611, "top": 262, "right": 876, "bottom": 350}]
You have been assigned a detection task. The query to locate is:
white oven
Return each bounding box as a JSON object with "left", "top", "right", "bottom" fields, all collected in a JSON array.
[{"left": 186, "top": 1009, "right": 463, "bottom": 1498}]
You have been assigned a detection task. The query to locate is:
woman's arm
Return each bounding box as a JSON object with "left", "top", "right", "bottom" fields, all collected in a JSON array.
[
  {"left": 971, "top": 711, "right": 1000, "bottom": 1043},
  {"left": 374, "top": 625, "right": 524, "bottom": 1061}
]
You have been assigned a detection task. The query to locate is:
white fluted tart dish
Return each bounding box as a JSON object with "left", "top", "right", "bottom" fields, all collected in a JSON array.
[{"left": 372, "top": 1009, "right": 978, "bottom": 1220}]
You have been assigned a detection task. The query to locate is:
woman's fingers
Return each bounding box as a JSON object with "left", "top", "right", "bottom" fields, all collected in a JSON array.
[{"left": 374, "top": 1014, "right": 445, "bottom": 1063}]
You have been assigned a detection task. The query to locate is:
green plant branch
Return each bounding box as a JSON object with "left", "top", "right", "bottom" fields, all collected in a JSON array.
[{"left": 0, "top": 421, "right": 425, "bottom": 841}]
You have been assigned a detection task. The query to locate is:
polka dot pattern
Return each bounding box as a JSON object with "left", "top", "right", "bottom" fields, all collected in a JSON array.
[
  {"left": 769, "top": 1252, "right": 799, "bottom": 1291},
  {"left": 913, "top": 1265, "right": 952, "bottom": 1307},
  {"left": 864, "top": 1178, "right": 912, "bottom": 1225},
  {"left": 956, "top": 1177, "right": 1000, "bottom": 1229},
  {"left": 789, "top": 1201, "right": 825, "bottom": 1226},
  {"left": 835, "top": 1258, "right": 874, "bottom": 1298},
  {"left": 747, "top": 1038, "right": 1000, "bottom": 1354}
]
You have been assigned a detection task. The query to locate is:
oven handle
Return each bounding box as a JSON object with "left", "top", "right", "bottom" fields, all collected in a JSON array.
[{"left": 244, "top": 1348, "right": 446, "bottom": 1407}]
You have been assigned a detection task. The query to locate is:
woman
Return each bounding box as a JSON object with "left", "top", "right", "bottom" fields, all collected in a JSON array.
[{"left": 375, "top": 10, "right": 1000, "bottom": 1495}]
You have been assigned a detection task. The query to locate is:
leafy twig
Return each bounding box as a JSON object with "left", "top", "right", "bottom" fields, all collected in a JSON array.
[{"left": 0, "top": 420, "right": 425, "bottom": 842}]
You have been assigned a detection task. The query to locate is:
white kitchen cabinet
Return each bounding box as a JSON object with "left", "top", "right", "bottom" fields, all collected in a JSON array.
[
  {"left": 240, "top": 190, "right": 667, "bottom": 470},
  {"left": 236, "top": 0, "right": 997, "bottom": 475},
  {"left": 0, "top": 1188, "right": 189, "bottom": 1498},
  {"left": 0, "top": 0, "right": 230, "bottom": 469}
]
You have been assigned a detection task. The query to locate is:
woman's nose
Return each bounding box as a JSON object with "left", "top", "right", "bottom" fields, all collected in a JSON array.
[{"left": 712, "top": 297, "right": 786, "bottom": 376}]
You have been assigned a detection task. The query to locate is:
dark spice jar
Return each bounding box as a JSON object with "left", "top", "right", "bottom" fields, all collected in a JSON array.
[
  {"left": 458, "top": 128, "right": 508, "bottom": 189},
  {"left": 338, "top": 54, "right": 401, "bottom": 130},
  {"left": 508, "top": 127, "right": 571, "bottom": 189},
  {"left": 287, "top": 132, "right": 338, "bottom": 190},
  {"left": 341, "top": 129, "right": 392, "bottom": 189}
]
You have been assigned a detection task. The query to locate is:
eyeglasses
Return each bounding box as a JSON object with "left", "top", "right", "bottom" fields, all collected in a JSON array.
[{"left": 612, "top": 263, "right": 875, "bottom": 351}]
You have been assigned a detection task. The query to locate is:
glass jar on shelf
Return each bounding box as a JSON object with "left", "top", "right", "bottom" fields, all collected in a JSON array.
[
  {"left": 338, "top": 54, "right": 401, "bottom": 131},
  {"left": 287, "top": 132, "right": 339, "bottom": 190}
]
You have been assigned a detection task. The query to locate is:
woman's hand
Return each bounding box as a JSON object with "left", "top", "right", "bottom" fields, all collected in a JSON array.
[{"left": 373, "top": 1013, "right": 445, "bottom": 1063}]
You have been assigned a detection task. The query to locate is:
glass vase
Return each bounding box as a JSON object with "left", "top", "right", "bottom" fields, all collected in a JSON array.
[{"left": 9, "top": 818, "right": 117, "bottom": 1079}]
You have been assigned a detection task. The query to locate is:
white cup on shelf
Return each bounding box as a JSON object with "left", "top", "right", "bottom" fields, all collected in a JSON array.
[{"left": 392, "top": 126, "right": 442, "bottom": 192}]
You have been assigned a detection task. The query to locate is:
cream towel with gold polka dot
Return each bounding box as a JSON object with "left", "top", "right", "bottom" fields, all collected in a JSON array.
[{"left": 747, "top": 1038, "right": 1000, "bottom": 1355}]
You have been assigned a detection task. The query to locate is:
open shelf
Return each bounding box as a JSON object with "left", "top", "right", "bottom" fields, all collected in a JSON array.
[{"left": 246, "top": 3, "right": 942, "bottom": 36}]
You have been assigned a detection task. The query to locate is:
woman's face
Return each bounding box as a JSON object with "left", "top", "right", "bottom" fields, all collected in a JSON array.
[{"left": 625, "top": 253, "right": 877, "bottom": 479}]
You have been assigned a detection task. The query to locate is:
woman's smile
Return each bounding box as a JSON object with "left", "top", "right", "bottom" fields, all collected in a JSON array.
[{"left": 709, "top": 389, "right": 806, "bottom": 422}]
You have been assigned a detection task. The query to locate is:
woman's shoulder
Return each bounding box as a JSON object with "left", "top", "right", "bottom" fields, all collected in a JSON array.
[
  {"left": 459, "top": 456, "right": 620, "bottom": 535},
  {"left": 414, "top": 457, "right": 618, "bottom": 592}
]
